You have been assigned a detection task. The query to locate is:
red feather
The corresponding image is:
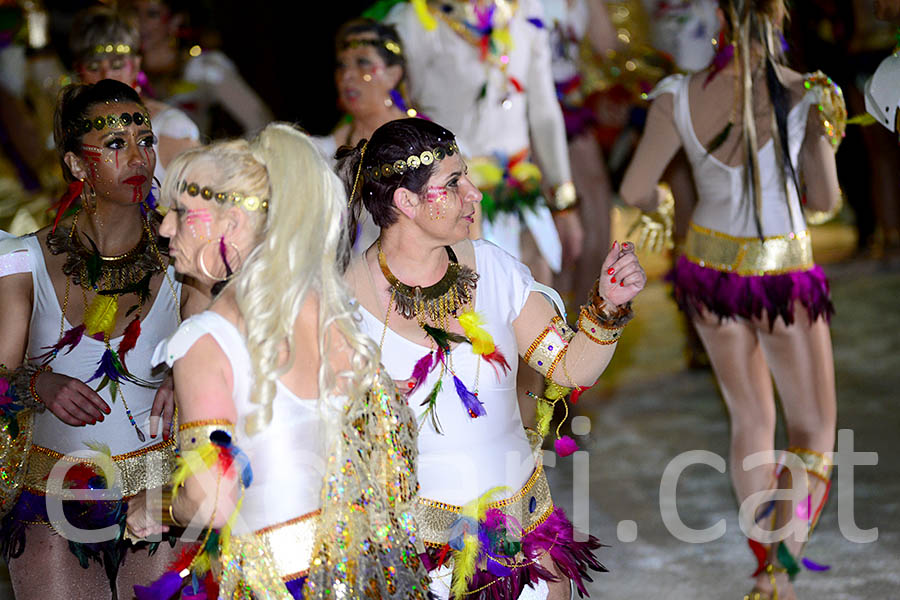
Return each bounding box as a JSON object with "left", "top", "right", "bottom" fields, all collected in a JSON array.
[
  {"left": 482, "top": 349, "right": 511, "bottom": 379},
  {"left": 65, "top": 463, "right": 99, "bottom": 489},
  {"left": 569, "top": 385, "right": 590, "bottom": 405},
  {"left": 204, "top": 571, "right": 218, "bottom": 598},
  {"left": 509, "top": 77, "right": 524, "bottom": 93},
  {"left": 168, "top": 543, "right": 202, "bottom": 573},
  {"left": 215, "top": 446, "right": 235, "bottom": 476},
  {"left": 117, "top": 317, "right": 141, "bottom": 369},
  {"left": 748, "top": 538, "right": 769, "bottom": 577},
  {"left": 51, "top": 180, "right": 83, "bottom": 234}
]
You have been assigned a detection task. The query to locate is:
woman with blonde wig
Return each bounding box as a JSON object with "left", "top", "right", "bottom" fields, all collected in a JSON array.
[{"left": 125, "top": 123, "right": 431, "bottom": 598}]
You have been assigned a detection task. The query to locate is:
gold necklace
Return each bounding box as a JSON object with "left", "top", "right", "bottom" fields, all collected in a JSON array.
[{"left": 377, "top": 239, "right": 478, "bottom": 325}]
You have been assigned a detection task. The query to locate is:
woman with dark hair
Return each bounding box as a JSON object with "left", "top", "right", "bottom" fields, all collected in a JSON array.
[
  {"left": 70, "top": 7, "right": 200, "bottom": 185},
  {"left": 315, "top": 17, "right": 416, "bottom": 251},
  {"left": 620, "top": 1, "right": 843, "bottom": 598},
  {"left": 340, "top": 117, "right": 646, "bottom": 599},
  {"left": 0, "top": 79, "right": 203, "bottom": 598}
]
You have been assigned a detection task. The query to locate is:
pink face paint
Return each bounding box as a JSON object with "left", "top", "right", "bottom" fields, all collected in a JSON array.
[
  {"left": 186, "top": 208, "right": 213, "bottom": 240},
  {"left": 425, "top": 186, "right": 449, "bottom": 220}
]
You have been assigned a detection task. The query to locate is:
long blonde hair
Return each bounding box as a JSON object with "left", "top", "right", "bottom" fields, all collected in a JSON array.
[{"left": 163, "top": 123, "right": 381, "bottom": 435}]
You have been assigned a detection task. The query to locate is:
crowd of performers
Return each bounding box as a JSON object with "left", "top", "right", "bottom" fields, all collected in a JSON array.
[{"left": 1, "top": 0, "right": 898, "bottom": 599}]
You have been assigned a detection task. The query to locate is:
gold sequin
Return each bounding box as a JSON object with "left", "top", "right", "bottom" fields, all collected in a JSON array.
[
  {"left": 0, "top": 411, "right": 33, "bottom": 517},
  {"left": 178, "top": 421, "right": 236, "bottom": 451},
  {"left": 685, "top": 223, "right": 814, "bottom": 276}
]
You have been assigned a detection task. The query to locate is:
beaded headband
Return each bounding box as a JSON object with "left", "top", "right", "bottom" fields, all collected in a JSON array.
[
  {"left": 178, "top": 180, "right": 269, "bottom": 212},
  {"left": 363, "top": 141, "right": 459, "bottom": 182},
  {"left": 91, "top": 42, "right": 134, "bottom": 55},
  {"left": 341, "top": 38, "right": 403, "bottom": 56},
  {"left": 68, "top": 111, "right": 151, "bottom": 136}
]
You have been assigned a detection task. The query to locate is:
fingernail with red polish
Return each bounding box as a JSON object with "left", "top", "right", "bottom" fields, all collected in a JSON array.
[
  {"left": 607, "top": 267, "right": 615, "bottom": 275},
  {"left": 611, "top": 276, "right": 616, "bottom": 283}
]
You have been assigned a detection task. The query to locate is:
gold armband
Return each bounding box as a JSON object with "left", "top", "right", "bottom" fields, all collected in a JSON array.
[
  {"left": 551, "top": 181, "right": 577, "bottom": 211},
  {"left": 178, "top": 419, "right": 236, "bottom": 451},
  {"left": 524, "top": 316, "right": 576, "bottom": 378}
]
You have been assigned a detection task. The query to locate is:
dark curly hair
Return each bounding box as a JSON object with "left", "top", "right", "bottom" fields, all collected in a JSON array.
[{"left": 335, "top": 118, "right": 457, "bottom": 240}]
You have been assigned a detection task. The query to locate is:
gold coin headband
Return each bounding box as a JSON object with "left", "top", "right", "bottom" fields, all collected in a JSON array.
[
  {"left": 178, "top": 180, "right": 269, "bottom": 212},
  {"left": 364, "top": 141, "right": 459, "bottom": 182},
  {"left": 92, "top": 42, "right": 133, "bottom": 55},
  {"left": 69, "top": 111, "right": 151, "bottom": 136},
  {"left": 341, "top": 38, "right": 403, "bottom": 56}
]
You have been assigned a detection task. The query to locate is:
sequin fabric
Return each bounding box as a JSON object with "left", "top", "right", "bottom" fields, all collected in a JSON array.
[
  {"left": 685, "top": 223, "right": 814, "bottom": 276},
  {"left": 304, "top": 375, "right": 431, "bottom": 599},
  {"left": 0, "top": 412, "right": 32, "bottom": 518}
]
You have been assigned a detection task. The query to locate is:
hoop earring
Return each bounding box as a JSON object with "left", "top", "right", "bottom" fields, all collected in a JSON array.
[
  {"left": 198, "top": 238, "right": 242, "bottom": 282},
  {"left": 81, "top": 179, "right": 98, "bottom": 214}
]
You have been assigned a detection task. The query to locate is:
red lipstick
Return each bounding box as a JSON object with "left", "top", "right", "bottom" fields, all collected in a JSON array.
[{"left": 124, "top": 175, "right": 147, "bottom": 186}]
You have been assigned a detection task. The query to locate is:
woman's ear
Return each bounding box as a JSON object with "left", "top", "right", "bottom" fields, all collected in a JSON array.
[
  {"left": 392, "top": 186, "right": 420, "bottom": 220},
  {"left": 63, "top": 151, "right": 88, "bottom": 182}
]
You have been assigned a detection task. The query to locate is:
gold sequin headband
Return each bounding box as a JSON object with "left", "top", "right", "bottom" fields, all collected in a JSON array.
[
  {"left": 341, "top": 38, "right": 403, "bottom": 56},
  {"left": 178, "top": 180, "right": 269, "bottom": 212},
  {"left": 69, "top": 111, "right": 151, "bottom": 136},
  {"left": 364, "top": 141, "right": 459, "bottom": 182},
  {"left": 92, "top": 42, "right": 133, "bottom": 55}
]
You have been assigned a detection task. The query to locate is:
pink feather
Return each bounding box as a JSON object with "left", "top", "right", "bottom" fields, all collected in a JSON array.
[{"left": 407, "top": 352, "right": 435, "bottom": 396}]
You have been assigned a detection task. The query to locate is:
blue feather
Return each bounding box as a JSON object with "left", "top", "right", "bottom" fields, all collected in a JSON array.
[{"left": 453, "top": 374, "right": 486, "bottom": 418}]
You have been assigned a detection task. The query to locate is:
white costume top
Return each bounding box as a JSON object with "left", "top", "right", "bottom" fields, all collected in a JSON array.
[
  {"left": 165, "top": 50, "right": 271, "bottom": 138},
  {"left": 153, "top": 311, "right": 341, "bottom": 532},
  {"left": 2, "top": 234, "right": 181, "bottom": 458},
  {"left": 541, "top": 0, "right": 589, "bottom": 85},
  {"left": 387, "top": 0, "right": 565, "bottom": 270},
  {"left": 357, "top": 240, "right": 535, "bottom": 506},
  {"left": 152, "top": 105, "right": 200, "bottom": 185},
  {"left": 652, "top": 73, "right": 814, "bottom": 237}
]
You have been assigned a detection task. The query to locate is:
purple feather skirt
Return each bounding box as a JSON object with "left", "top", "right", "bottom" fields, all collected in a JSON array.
[
  {"left": 668, "top": 256, "right": 834, "bottom": 329},
  {"left": 421, "top": 507, "right": 606, "bottom": 599}
]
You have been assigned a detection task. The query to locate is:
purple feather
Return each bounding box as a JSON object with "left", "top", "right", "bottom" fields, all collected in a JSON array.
[
  {"left": 86, "top": 348, "right": 121, "bottom": 383},
  {"left": 704, "top": 42, "right": 734, "bottom": 87},
  {"left": 527, "top": 17, "right": 544, "bottom": 28},
  {"left": 408, "top": 352, "right": 434, "bottom": 396},
  {"left": 133, "top": 571, "right": 186, "bottom": 600},
  {"left": 389, "top": 88, "right": 408, "bottom": 112},
  {"left": 668, "top": 256, "right": 833, "bottom": 331},
  {"left": 140, "top": 189, "right": 158, "bottom": 217},
  {"left": 453, "top": 374, "right": 485, "bottom": 418},
  {"left": 801, "top": 557, "right": 830, "bottom": 572},
  {"left": 218, "top": 236, "right": 233, "bottom": 278}
]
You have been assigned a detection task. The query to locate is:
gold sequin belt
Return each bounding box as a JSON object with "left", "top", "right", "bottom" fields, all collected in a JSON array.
[
  {"left": 23, "top": 440, "right": 176, "bottom": 499},
  {"left": 220, "top": 509, "right": 320, "bottom": 595},
  {"left": 414, "top": 465, "right": 554, "bottom": 548},
  {"left": 685, "top": 223, "right": 814, "bottom": 276}
]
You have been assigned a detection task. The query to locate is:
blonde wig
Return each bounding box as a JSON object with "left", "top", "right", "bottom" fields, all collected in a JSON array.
[{"left": 162, "top": 123, "right": 382, "bottom": 435}]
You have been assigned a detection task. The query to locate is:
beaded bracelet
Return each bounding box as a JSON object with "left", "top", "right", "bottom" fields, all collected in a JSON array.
[
  {"left": 28, "top": 365, "right": 51, "bottom": 406},
  {"left": 578, "top": 293, "right": 634, "bottom": 345}
]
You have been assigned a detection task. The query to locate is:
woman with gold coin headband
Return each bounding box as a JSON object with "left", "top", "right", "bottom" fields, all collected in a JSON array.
[
  {"left": 0, "top": 79, "right": 206, "bottom": 598},
  {"left": 620, "top": 1, "right": 844, "bottom": 598},
  {"left": 124, "top": 123, "right": 431, "bottom": 599},
  {"left": 339, "top": 117, "right": 647, "bottom": 600}
]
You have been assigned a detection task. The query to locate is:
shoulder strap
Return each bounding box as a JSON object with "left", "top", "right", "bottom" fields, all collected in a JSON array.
[
  {"left": 152, "top": 311, "right": 248, "bottom": 370},
  {"left": 0, "top": 233, "right": 33, "bottom": 279}
]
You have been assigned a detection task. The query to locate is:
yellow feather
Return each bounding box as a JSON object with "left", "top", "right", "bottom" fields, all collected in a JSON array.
[
  {"left": 451, "top": 535, "right": 481, "bottom": 599},
  {"left": 171, "top": 444, "right": 219, "bottom": 498},
  {"left": 458, "top": 310, "right": 495, "bottom": 356},
  {"left": 536, "top": 398, "right": 553, "bottom": 438},
  {"left": 84, "top": 294, "right": 118, "bottom": 337},
  {"left": 411, "top": 0, "right": 437, "bottom": 30},
  {"left": 84, "top": 441, "right": 118, "bottom": 487},
  {"left": 544, "top": 380, "right": 570, "bottom": 401}
]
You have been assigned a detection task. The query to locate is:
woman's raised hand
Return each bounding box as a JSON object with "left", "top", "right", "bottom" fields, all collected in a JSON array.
[{"left": 597, "top": 241, "right": 646, "bottom": 306}]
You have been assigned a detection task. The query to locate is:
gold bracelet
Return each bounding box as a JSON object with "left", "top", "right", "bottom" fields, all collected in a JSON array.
[
  {"left": 178, "top": 419, "right": 236, "bottom": 451},
  {"left": 159, "top": 486, "right": 184, "bottom": 527},
  {"left": 551, "top": 181, "right": 577, "bottom": 211},
  {"left": 578, "top": 306, "right": 625, "bottom": 345}
]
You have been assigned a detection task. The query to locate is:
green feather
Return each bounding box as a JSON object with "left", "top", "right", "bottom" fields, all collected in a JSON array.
[
  {"left": 419, "top": 377, "right": 444, "bottom": 434},
  {"left": 361, "top": 0, "right": 405, "bottom": 20},
  {"left": 777, "top": 541, "right": 801, "bottom": 579},
  {"left": 84, "top": 235, "right": 103, "bottom": 288},
  {"left": 707, "top": 121, "right": 733, "bottom": 154},
  {"left": 422, "top": 324, "right": 467, "bottom": 352}
]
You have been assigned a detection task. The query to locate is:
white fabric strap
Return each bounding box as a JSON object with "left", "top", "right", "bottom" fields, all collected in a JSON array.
[
  {"left": 0, "top": 233, "right": 32, "bottom": 278},
  {"left": 531, "top": 281, "right": 566, "bottom": 320}
]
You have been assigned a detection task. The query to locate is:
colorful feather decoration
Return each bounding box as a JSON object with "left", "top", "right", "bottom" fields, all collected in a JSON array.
[
  {"left": 449, "top": 486, "right": 507, "bottom": 599},
  {"left": 84, "top": 295, "right": 118, "bottom": 337},
  {"left": 84, "top": 441, "right": 118, "bottom": 488},
  {"left": 117, "top": 317, "right": 141, "bottom": 369},
  {"left": 31, "top": 324, "right": 86, "bottom": 362},
  {"left": 458, "top": 309, "right": 511, "bottom": 377},
  {"left": 453, "top": 374, "right": 485, "bottom": 418},
  {"left": 411, "top": 0, "right": 436, "bottom": 30},
  {"left": 422, "top": 323, "right": 466, "bottom": 353},
  {"left": 419, "top": 377, "right": 443, "bottom": 433},
  {"left": 535, "top": 396, "right": 553, "bottom": 437},
  {"left": 408, "top": 351, "right": 435, "bottom": 396},
  {"left": 51, "top": 180, "right": 83, "bottom": 234}
]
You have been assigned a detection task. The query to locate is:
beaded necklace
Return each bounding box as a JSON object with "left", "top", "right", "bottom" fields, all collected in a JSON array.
[
  {"left": 36, "top": 206, "right": 179, "bottom": 442},
  {"left": 375, "top": 241, "right": 510, "bottom": 432}
]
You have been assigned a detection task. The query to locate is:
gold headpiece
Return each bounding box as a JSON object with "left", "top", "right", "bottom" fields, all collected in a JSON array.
[
  {"left": 349, "top": 141, "right": 367, "bottom": 207},
  {"left": 92, "top": 43, "right": 133, "bottom": 55},
  {"left": 341, "top": 38, "right": 403, "bottom": 56},
  {"left": 178, "top": 180, "right": 269, "bottom": 212},
  {"left": 69, "top": 111, "right": 151, "bottom": 136},
  {"left": 363, "top": 141, "right": 459, "bottom": 182}
]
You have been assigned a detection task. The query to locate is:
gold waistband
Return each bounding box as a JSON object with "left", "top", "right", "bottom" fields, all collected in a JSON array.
[
  {"left": 414, "top": 465, "right": 554, "bottom": 548},
  {"left": 685, "top": 223, "right": 814, "bottom": 276},
  {"left": 219, "top": 510, "right": 320, "bottom": 597},
  {"left": 23, "top": 440, "right": 176, "bottom": 499}
]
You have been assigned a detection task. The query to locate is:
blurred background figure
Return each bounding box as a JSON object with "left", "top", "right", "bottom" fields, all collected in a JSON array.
[
  {"left": 125, "top": 0, "right": 272, "bottom": 138},
  {"left": 70, "top": 6, "right": 200, "bottom": 185},
  {"left": 314, "top": 17, "right": 416, "bottom": 252}
]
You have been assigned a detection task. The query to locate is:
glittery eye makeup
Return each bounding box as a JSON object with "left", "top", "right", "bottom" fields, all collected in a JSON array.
[
  {"left": 425, "top": 186, "right": 449, "bottom": 220},
  {"left": 186, "top": 208, "right": 213, "bottom": 240}
]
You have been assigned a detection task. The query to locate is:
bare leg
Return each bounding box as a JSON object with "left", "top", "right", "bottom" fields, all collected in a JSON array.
[
  {"left": 8, "top": 524, "right": 110, "bottom": 599},
  {"left": 692, "top": 311, "right": 777, "bottom": 504},
  {"left": 117, "top": 538, "right": 182, "bottom": 596}
]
